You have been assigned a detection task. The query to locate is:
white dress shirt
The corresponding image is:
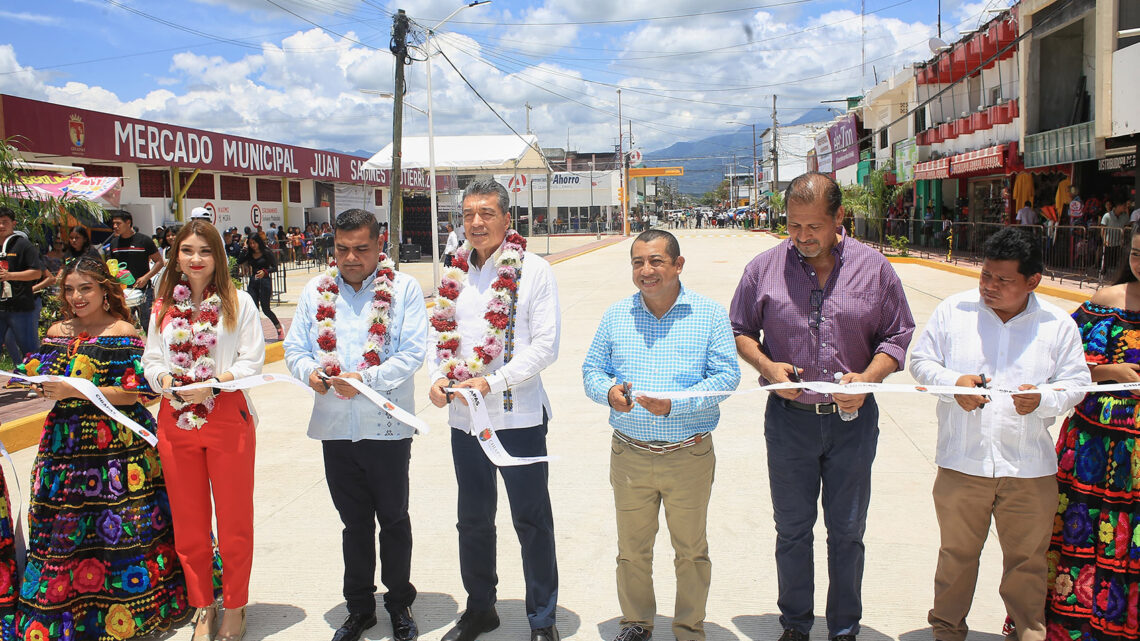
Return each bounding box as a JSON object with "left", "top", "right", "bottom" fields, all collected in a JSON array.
[
  {"left": 142, "top": 290, "right": 266, "bottom": 424},
  {"left": 910, "top": 290, "right": 1090, "bottom": 478},
  {"left": 431, "top": 249, "right": 561, "bottom": 430},
  {"left": 284, "top": 270, "right": 427, "bottom": 441}
]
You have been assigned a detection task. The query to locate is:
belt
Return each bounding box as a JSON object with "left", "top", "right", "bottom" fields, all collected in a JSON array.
[
  {"left": 614, "top": 430, "right": 709, "bottom": 454},
  {"left": 781, "top": 398, "right": 839, "bottom": 414}
]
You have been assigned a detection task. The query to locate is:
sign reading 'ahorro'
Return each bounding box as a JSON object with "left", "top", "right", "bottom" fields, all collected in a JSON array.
[{"left": 0, "top": 94, "right": 418, "bottom": 187}]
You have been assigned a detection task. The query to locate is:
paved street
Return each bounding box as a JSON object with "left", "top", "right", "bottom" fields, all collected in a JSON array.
[{"left": 4, "top": 230, "right": 1081, "bottom": 641}]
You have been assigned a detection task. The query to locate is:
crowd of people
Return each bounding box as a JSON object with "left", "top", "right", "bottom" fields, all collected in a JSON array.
[
  {"left": 664, "top": 207, "right": 772, "bottom": 230},
  {"left": 0, "top": 171, "right": 1136, "bottom": 641}
]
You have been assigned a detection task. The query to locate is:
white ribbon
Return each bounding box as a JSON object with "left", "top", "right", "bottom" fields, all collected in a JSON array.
[
  {"left": 339, "top": 377, "right": 430, "bottom": 435},
  {"left": 446, "top": 388, "right": 555, "bottom": 467},
  {"left": 170, "top": 373, "right": 315, "bottom": 395},
  {"left": 1, "top": 370, "right": 158, "bottom": 447},
  {"left": 632, "top": 379, "right": 1140, "bottom": 401}
]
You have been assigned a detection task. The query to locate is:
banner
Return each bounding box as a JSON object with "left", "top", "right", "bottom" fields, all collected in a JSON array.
[{"left": 1, "top": 173, "right": 123, "bottom": 207}]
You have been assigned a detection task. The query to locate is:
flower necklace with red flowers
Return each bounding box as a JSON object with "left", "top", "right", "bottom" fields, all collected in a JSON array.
[
  {"left": 315, "top": 254, "right": 396, "bottom": 376},
  {"left": 167, "top": 278, "right": 221, "bottom": 430},
  {"left": 432, "top": 231, "right": 524, "bottom": 406}
]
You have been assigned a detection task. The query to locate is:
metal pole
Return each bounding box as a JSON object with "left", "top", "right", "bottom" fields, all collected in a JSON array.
[
  {"left": 390, "top": 9, "right": 409, "bottom": 268},
  {"left": 772, "top": 95, "right": 780, "bottom": 192},
  {"left": 618, "top": 88, "right": 628, "bottom": 236},
  {"left": 425, "top": 27, "right": 440, "bottom": 287}
]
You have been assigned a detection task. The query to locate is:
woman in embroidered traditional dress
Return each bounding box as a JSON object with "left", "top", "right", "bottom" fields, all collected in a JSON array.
[
  {"left": 8, "top": 256, "right": 189, "bottom": 641},
  {"left": 1045, "top": 226, "right": 1140, "bottom": 641},
  {"left": 142, "top": 221, "right": 264, "bottom": 641},
  {"left": 0, "top": 460, "right": 15, "bottom": 638}
]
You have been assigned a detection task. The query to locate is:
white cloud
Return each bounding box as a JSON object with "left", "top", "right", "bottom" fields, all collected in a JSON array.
[{"left": 0, "top": 11, "right": 59, "bottom": 25}]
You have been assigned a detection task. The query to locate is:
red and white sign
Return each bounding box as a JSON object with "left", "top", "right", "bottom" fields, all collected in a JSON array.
[
  {"left": 507, "top": 174, "right": 528, "bottom": 193},
  {"left": 250, "top": 204, "right": 262, "bottom": 226},
  {"left": 628, "top": 149, "right": 643, "bottom": 165},
  {"left": 203, "top": 202, "right": 218, "bottom": 225}
]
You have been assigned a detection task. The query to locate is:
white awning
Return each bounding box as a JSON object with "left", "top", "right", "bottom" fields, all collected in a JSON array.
[{"left": 362, "top": 134, "right": 549, "bottom": 172}]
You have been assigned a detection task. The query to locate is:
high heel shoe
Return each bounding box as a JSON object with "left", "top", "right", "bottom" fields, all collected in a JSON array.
[
  {"left": 190, "top": 604, "right": 219, "bottom": 641},
  {"left": 276, "top": 326, "right": 285, "bottom": 341},
  {"left": 216, "top": 606, "right": 246, "bottom": 641}
]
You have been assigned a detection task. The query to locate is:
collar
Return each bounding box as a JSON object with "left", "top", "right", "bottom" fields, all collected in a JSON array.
[
  {"left": 981, "top": 291, "right": 1040, "bottom": 324},
  {"left": 470, "top": 244, "right": 507, "bottom": 272},
  {"left": 637, "top": 283, "right": 689, "bottom": 318},
  {"left": 337, "top": 268, "right": 377, "bottom": 295},
  {"left": 786, "top": 226, "right": 848, "bottom": 262}
]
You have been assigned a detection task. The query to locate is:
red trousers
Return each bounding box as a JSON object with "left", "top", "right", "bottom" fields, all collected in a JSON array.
[{"left": 157, "top": 391, "right": 256, "bottom": 608}]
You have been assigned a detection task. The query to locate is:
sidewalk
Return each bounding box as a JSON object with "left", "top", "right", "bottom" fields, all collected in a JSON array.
[{"left": 2, "top": 230, "right": 1078, "bottom": 641}]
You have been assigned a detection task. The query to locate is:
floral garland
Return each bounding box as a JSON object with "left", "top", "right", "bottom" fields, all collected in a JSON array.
[
  {"left": 432, "top": 230, "right": 525, "bottom": 382},
  {"left": 315, "top": 254, "right": 397, "bottom": 376},
  {"left": 168, "top": 279, "right": 220, "bottom": 430}
]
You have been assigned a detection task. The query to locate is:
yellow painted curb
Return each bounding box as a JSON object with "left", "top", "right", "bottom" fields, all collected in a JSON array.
[
  {"left": 547, "top": 236, "right": 628, "bottom": 265},
  {"left": 888, "top": 256, "right": 1091, "bottom": 304},
  {"left": 1, "top": 342, "right": 288, "bottom": 453}
]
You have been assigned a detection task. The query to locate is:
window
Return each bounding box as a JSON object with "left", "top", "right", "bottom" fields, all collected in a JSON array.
[
  {"left": 181, "top": 172, "right": 215, "bottom": 200},
  {"left": 75, "top": 164, "right": 123, "bottom": 177},
  {"left": 879, "top": 129, "right": 888, "bottom": 149},
  {"left": 256, "top": 178, "right": 282, "bottom": 201},
  {"left": 138, "top": 169, "right": 171, "bottom": 198},
  {"left": 375, "top": 189, "right": 383, "bottom": 206},
  {"left": 220, "top": 175, "right": 251, "bottom": 201},
  {"left": 914, "top": 108, "right": 927, "bottom": 134},
  {"left": 289, "top": 181, "right": 301, "bottom": 203}
]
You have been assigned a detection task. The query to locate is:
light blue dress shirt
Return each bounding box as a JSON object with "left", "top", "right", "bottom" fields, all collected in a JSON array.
[
  {"left": 582, "top": 284, "right": 741, "bottom": 442},
  {"left": 285, "top": 269, "right": 427, "bottom": 441}
]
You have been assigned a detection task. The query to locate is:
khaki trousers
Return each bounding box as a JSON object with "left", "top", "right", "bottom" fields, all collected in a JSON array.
[
  {"left": 610, "top": 433, "right": 715, "bottom": 641},
  {"left": 929, "top": 467, "right": 1057, "bottom": 641}
]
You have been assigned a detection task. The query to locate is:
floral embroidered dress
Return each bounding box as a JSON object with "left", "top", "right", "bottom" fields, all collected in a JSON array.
[
  {"left": 0, "top": 465, "right": 17, "bottom": 638},
  {"left": 11, "top": 336, "right": 189, "bottom": 641},
  {"left": 1047, "top": 303, "right": 1140, "bottom": 641}
]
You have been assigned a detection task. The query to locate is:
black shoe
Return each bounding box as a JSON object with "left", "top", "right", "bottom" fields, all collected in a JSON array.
[
  {"left": 332, "top": 612, "right": 378, "bottom": 641},
  {"left": 779, "top": 630, "right": 809, "bottom": 641},
  {"left": 531, "top": 626, "right": 560, "bottom": 641},
  {"left": 831, "top": 636, "right": 856, "bottom": 641},
  {"left": 613, "top": 625, "right": 652, "bottom": 641},
  {"left": 442, "top": 609, "right": 500, "bottom": 641},
  {"left": 389, "top": 606, "right": 418, "bottom": 641}
]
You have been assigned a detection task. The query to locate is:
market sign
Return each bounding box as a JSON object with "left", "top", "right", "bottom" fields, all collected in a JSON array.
[
  {"left": 893, "top": 137, "right": 918, "bottom": 182},
  {"left": 0, "top": 94, "right": 425, "bottom": 187},
  {"left": 814, "top": 131, "right": 834, "bottom": 174},
  {"left": 1098, "top": 153, "right": 1136, "bottom": 171},
  {"left": 949, "top": 144, "right": 1006, "bottom": 175}
]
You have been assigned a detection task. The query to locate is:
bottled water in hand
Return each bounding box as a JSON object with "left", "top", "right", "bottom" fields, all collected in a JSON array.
[{"left": 833, "top": 372, "right": 859, "bottom": 422}]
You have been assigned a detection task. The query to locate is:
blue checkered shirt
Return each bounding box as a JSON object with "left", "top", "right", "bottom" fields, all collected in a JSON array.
[{"left": 582, "top": 285, "right": 741, "bottom": 442}]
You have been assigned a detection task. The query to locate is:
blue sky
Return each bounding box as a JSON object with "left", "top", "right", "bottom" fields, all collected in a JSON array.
[{"left": 0, "top": 0, "right": 1010, "bottom": 157}]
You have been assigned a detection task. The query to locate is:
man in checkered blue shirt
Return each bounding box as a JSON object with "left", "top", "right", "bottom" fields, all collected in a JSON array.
[{"left": 582, "top": 229, "right": 740, "bottom": 641}]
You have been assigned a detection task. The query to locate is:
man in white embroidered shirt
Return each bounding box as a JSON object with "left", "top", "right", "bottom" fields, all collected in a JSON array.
[
  {"left": 428, "top": 178, "right": 561, "bottom": 641},
  {"left": 910, "top": 227, "right": 1090, "bottom": 641},
  {"left": 284, "top": 209, "right": 427, "bottom": 641}
]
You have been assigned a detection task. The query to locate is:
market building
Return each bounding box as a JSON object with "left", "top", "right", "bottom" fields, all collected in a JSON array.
[{"left": 0, "top": 94, "right": 433, "bottom": 234}]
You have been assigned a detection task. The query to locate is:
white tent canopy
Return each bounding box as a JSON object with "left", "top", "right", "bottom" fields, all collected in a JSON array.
[{"left": 363, "top": 134, "right": 549, "bottom": 172}]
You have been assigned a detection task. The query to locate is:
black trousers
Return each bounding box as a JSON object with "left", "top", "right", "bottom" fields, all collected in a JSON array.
[
  {"left": 248, "top": 277, "right": 280, "bottom": 327},
  {"left": 451, "top": 417, "right": 558, "bottom": 629},
  {"left": 323, "top": 439, "right": 416, "bottom": 615}
]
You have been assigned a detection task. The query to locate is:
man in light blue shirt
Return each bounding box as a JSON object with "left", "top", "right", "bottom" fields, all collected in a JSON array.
[
  {"left": 284, "top": 209, "right": 427, "bottom": 641},
  {"left": 582, "top": 229, "right": 740, "bottom": 641}
]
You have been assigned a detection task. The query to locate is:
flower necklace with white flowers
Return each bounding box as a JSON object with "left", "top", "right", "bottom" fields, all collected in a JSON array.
[
  {"left": 315, "top": 254, "right": 396, "bottom": 376},
  {"left": 168, "top": 278, "right": 220, "bottom": 430},
  {"left": 432, "top": 231, "right": 524, "bottom": 408}
]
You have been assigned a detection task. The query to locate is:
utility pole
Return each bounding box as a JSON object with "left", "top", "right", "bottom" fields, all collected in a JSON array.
[
  {"left": 771, "top": 94, "right": 780, "bottom": 195},
  {"left": 750, "top": 123, "right": 758, "bottom": 209},
  {"left": 389, "top": 9, "right": 409, "bottom": 267},
  {"left": 618, "top": 88, "right": 627, "bottom": 235},
  {"left": 525, "top": 102, "right": 532, "bottom": 134}
]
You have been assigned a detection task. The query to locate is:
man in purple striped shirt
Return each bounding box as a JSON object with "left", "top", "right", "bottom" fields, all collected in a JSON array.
[{"left": 729, "top": 172, "right": 915, "bottom": 641}]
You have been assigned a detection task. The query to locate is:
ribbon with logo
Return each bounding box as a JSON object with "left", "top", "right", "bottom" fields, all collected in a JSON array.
[
  {"left": 446, "top": 387, "right": 554, "bottom": 467},
  {"left": 169, "top": 373, "right": 314, "bottom": 395},
  {"left": 1, "top": 370, "right": 158, "bottom": 447}
]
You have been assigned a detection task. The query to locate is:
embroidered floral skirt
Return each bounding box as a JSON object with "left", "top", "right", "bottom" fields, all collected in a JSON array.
[
  {"left": 1046, "top": 399, "right": 1140, "bottom": 641},
  {"left": 11, "top": 399, "right": 191, "bottom": 641},
  {"left": 0, "top": 464, "right": 18, "bottom": 638}
]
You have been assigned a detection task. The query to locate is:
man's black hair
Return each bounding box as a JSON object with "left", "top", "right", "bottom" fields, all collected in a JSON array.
[
  {"left": 109, "top": 211, "right": 133, "bottom": 224},
  {"left": 983, "top": 227, "right": 1042, "bottom": 277},
  {"left": 632, "top": 229, "right": 681, "bottom": 260},
  {"left": 335, "top": 208, "right": 380, "bottom": 239},
  {"left": 784, "top": 172, "right": 843, "bottom": 218},
  {"left": 0, "top": 206, "right": 15, "bottom": 221}
]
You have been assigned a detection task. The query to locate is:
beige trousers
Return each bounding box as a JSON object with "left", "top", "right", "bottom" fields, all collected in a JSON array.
[
  {"left": 610, "top": 433, "right": 716, "bottom": 641},
  {"left": 929, "top": 467, "right": 1057, "bottom": 641}
]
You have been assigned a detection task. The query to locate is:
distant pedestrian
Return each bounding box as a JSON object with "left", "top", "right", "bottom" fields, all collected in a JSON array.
[
  {"left": 1016, "top": 201, "right": 1037, "bottom": 226},
  {"left": 443, "top": 223, "right": 459, "bottom": 267},
  {"left": 0, "top": 206, "right": 45, "bottom": 362},
  {"left": 107, "top": 210, "right": 164, "bottom": 331},
  {"left": 729, "top": 172, "right": 915, "bottom": 641},
  {"left": 1100, "top": 199, "right": 1129, "bottom": 276}
]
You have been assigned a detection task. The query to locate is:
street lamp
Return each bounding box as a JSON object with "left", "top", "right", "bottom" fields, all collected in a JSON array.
[
  {"left": 418, "top": 0, "right": 491, "bottom": 289},
  {"left": 728, "top": 121, "right": 758, "bottom": 211}
]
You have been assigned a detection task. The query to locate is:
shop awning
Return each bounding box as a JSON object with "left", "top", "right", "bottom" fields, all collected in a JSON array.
[
  {"left": 950, "top": 144, "right": 1007, "bottom": 176},
  {"left": 1, "top": 173, "right": 123, "bottom": 207},
  {"left": 914, "top": 157, "right": 949, "bottom": 180}
]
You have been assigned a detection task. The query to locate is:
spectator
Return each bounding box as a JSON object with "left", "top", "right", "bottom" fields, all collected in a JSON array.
[
  {"left": 1100, "top": 199, "right": 1129, "bottom": 277},
  {"left": 62, "top": 225, "right": 102, "bottom": 262},
  {"left": 1016, "top": 201, "right": 1037, "bottom": 226}
]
